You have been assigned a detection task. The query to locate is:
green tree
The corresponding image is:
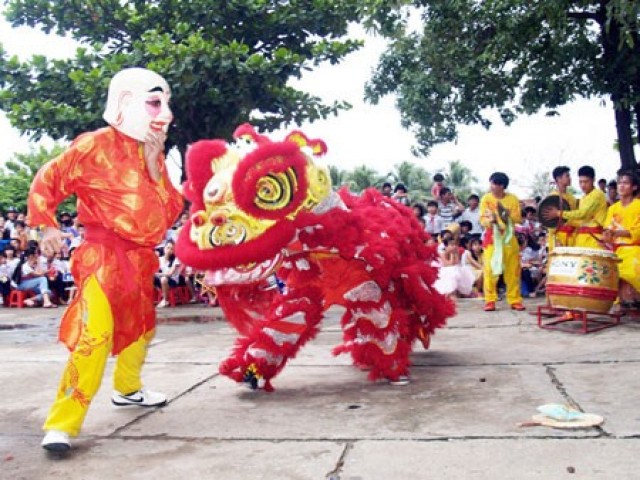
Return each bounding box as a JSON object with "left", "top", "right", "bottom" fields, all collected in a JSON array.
[
  {"left": 527, "top": 169, "right": 579, "bottom": 199},
  {"left": 345, "top": 164, "right": 382, "bottom": 193},
  {"left": 328, "top": 164, "right": 349, "bottom": 189},
  {"left": 385, "top": 160, "right": 431, "bottom": 201},
  {"left": 0, "top": 0, "right": 362, "bottom": 171},
  {"left": 0, "top": 145, "right": 76, "bottom": 215},
  {"left": 444, "top": 159, "right": 478, "bottom": 202},
  {"left": 528, "top": 170, "right": 554, "bottom": 199},
  {"left": 364, "top": 1, "right": 640, "bottom": 171}
]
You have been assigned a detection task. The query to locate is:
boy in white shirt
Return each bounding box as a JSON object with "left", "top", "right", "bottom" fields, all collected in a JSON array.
[
  {"left": 424, "top": 201, "right": 444, "bottom": 236},
  {"left": 458, "top": 194, "right": 482, "bottom": 236}
]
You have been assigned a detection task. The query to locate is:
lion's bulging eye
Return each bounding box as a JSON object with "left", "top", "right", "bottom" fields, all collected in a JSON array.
[
  {"left": 257, "top": 176, "right": 283, "bottom": 204},
  {"left": 254, "top": 169, "right": 296, "bottom": 211},
  {"left": 260, "top": 184, "right": 274, "bottom": 197}
]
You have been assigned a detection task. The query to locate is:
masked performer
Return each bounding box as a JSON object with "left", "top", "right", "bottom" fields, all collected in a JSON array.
[
  {"left": 547, "top": 166, "right": 578, "bottom": 250},
  {"left": 602, "top": 170, "right": 640, "bottom": 307},
  {"left": 542, "top": 166, "right": 607, "bottom": 249},
  {"left": 28, "top": 68, "right": 183, "bottom": 452},
  {"left": 480, "top": 172, "right": 525, "bottom": 312}
]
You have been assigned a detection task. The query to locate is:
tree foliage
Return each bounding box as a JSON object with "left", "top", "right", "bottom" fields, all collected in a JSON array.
[
  {"left": 0, "top": 0, "right": 363, "bottom": 168},
  {"left": 329, "top": 158, "right": 479, "bottom": 203},
  {"left": 364, "top": 0, "right": 640, "bottom": 170},
  {"left": 328, "top": 164, "right": 349, "bottom": 189},
  {"left": 528, "top": 170, "right": 554, "bottom": 200},
  {"left": 444, "top": 159, "right": 478, "bottom": 202},
  {"left": 344, "top": 164, "right": 385, "bottom": 193},
  {"left": 0, "top": 144, "right": 76, "bottom": 215},
  {"left": 384, "top": 160, "right": 432, "bottom": 201}
]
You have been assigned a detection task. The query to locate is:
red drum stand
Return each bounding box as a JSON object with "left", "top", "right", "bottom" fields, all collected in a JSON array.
[{"left": 537, "top": 305, "right": 622, "bottom": 334}]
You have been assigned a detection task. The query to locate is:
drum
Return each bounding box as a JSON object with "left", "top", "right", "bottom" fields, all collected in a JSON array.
[{"left": 546, "top": 247, "right": 619, "bottom": 313}]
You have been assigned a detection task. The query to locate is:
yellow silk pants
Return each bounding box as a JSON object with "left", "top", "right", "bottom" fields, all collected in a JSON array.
[
  {"left": 617, "top": 246, "right": 640, "bottom": 292},
  {"left": 43, "top": 275, "right": 154, "bottom": 436},
  {"left": 482, "top": 240, "right": 522, "bottom": 305}
]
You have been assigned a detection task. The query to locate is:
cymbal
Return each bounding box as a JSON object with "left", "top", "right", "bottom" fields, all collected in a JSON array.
[
  {"left": 497, "top": 202, "right": 510, "bottom": 224},
  {"left": 538, "top": 195, "right": 571, "bottom": 228}
]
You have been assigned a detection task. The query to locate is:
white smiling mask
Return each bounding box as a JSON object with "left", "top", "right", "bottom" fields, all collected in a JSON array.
[{"left": 103, "top": 68, "right": 173, "bottom": 142}]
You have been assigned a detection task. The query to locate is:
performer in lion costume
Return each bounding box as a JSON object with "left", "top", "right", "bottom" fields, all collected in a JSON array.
[{"left": 176, "top": 124, "right": 454, "bottom": 391}]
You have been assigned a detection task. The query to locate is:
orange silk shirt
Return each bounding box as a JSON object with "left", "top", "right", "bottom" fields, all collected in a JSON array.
[{"left": 28, "top": 127, "right": 183, "bottom": 354}]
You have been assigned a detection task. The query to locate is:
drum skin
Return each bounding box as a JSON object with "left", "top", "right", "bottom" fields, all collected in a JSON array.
[{"left": 546, "top": 247, "right": 620, "bottom": 313}]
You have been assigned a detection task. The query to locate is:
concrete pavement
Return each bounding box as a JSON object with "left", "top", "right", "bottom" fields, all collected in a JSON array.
[{"left": 0, "top": 298, "right": 639, "bottom": 479}]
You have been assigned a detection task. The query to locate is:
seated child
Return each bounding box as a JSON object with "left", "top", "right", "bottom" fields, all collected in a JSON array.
[
  {"left": 434, "top": 238, "right": 475, "bottom": 298},
  {"left": 461, "top": 237, "right": 484, "bottom": 295}
]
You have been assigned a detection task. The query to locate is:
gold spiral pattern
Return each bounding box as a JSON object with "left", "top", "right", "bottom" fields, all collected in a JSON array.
[
  {"left": 307, "top": 165, "right": 330, "bottom": 205},
  {"left": 210, "top": 221, "right": 248, "bottom": 247},
  {"left": 254, "top": 168, "right": 296, "bottom": 211}
]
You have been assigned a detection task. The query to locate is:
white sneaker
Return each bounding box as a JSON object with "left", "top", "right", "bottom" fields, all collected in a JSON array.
[
  {"left": 111, "top": 389, "right": 167, "bottom": 407},
  {"left": 157, "top": 299, "right": 169, "bottom": 308},
  {"left": 389, "top": 376, "right": 411, "bottom": 386},
  {"left": 41, "top": 430, "right": 70, "bottom": 452}
]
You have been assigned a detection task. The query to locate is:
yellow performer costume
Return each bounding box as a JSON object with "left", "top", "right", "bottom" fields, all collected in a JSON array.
[
  {"left": 604, "top": 199, "right": 640, "bottom": 293},
  {"left": 561, "top": 188, "right": 607, "bottom": 249},
  {"left": 548, "top": 189, "right": 577, "bottom": 251},
  {"left": 480, "top": 192, "right": 522, "bottom": 306},
  {"left": 28, "top": 68, "right": 182, "bottom": 450},
  {"left": 42, "top": 277, "right": 154, "bottom": 435}
]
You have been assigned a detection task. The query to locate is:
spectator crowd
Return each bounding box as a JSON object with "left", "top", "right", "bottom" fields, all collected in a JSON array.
[
  {"left": 380, "top": 168, "right": 640, "bottom": 304},
  {"left": 0, "top": 207, "right": 216, "bottom": 308},
  {"left": 2, "top": 166, "right": 638, "bottom": 309}
]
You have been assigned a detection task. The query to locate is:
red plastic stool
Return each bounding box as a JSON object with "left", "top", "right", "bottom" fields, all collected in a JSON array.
[
  {"left": 156, "top": 287, "right": 180, "bottom": 307},
  {"left": 166, "top": 286, "right": 186, "bottom": 307},
  {"left": 176, "top": 285, "right": 192, "bottom": 304},
  {"left": 8, "top": 290, "right": 36, "bottom": 308},
  {"left": 154, "top": 287, "right": 163, "bottom": 305}
]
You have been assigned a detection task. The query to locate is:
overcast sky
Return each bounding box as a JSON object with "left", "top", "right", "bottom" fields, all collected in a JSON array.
[{"left": 0, "top": 17, "right": 632, "bottom": 198}]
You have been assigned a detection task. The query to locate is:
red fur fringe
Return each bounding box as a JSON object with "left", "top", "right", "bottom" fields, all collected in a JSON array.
[
  {"left": 182, "top": 140, "right": 227, "bottom": 211},
  {"left": 178, "top": 126, "right": 455, "bottom": 390},
  {"left": 175, "top": 218, "right": 296, "bottom": 271},
  {"left": 219, "top": 286, "right": 324, "bottom": 385},
  {"left": 232, "top": 142, "right": 309, "bottom": 220},
  {"left": 233, "top": 123, "right": 270, "bottom": 145}
]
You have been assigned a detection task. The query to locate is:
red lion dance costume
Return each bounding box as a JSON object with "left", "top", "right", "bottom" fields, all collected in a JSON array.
[{"left": 176, "top": 125, "right": 455, "bottom": 391}]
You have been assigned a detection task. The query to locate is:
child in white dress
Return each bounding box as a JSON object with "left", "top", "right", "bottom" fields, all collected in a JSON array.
[
  {"left": 461, "top": 237, "right": 483, "bottom": 296},
  {"left": 434, "top": 239, "right": 475, "bottom": 297}
]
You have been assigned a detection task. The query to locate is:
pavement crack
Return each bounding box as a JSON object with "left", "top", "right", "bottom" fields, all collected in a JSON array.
[
  {"left": 545, "top": 365, "right": 611, "bottom": 437},
  {"left": 83, "top": 434, "right": 631, "bottom": 442},
  {"left": 283, "top": 359, "right": 640, "bottom": 369},
  {"left": 109, "top": 372, "right": 218, "bottom": 437},
  {"left": 446, "top": 324, "right": 520, "bottom": 329},
  {"left": 325, "top": 441, "right": 353, "bottom": 480},
  {"left": 545, "top": 365, "right": 581, "bottom": 410}
]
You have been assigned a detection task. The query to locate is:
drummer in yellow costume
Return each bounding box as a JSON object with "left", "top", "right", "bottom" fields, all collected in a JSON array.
[
  {"left": 480, "top": 172, "right": 525, "bottom": 312},
  {"left": 602, "top": 170, "right": 640, "bottom": 306},
  {"left": 548, "top": 166, "right": 578, "bottom": 250},
  {"left": 29, "top": 68, "right": 183, "bottom": 452},
  {"left": 543, "top": 166, "right": 607, "bottom": 250}
]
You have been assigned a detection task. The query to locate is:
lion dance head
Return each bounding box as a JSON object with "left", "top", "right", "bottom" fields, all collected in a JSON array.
[{"left": 176, "top": 124, "right": 331, "bottom": 284}]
